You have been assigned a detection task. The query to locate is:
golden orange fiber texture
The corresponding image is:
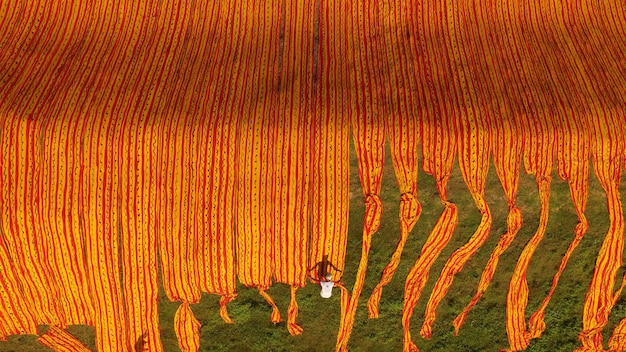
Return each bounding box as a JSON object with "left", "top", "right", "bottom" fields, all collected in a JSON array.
[
  {"left": 578, "top": 114, "right": 625, "bottom": 352},
  {"left": 366, "top": 0, "right": 423, "bottom": 320},
  {"left": 234, "top": 0, "right": 283, "bottom": 326},
  {"left": 421, "top": 116, "right": 492, "bottom": 339},
  {"left": 366, "top": 105, "right": 421, "bottom": 319},
  {"left": 527, "top": 115, "right": 590, "bottom": 342},
  {"left": 454, "top": 117, "right": 523, "bottom": 335},
  {"left": 2, "top": 0, "right": 626, "bottom": 352},
  {"left": 397, "top": 3, "right": 461, "bottom": 351},
  {"left": 401, "top": 117, "right": 458, "bottom": 352},
  {"left": 336, "top": 113, "right": 385, "bottom": 352},
  {"left": 157, "top": 112, "right": 204, "bottom": 351},
  {"left": 417, "top": 0, "right": 495, "bottom": 340},
  {"left": 308, "top": 0, "right": 351, "bottom": 287},
  {"left": 506, "top": 116, "right": 555, "bottom": 351},
  {"left": 273, "top": 0, "right": 316, "bottom": 336},
  {"left": 308, "top": 0, "right": 352, "bottom": 339},
  {"left": 330, "top": 1, "right": 386, "bottom": 350},
  {"left": 37, "top": 326, "right": 92, "bottom": 352}
]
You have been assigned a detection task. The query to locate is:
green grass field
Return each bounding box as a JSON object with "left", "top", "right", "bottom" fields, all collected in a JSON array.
[{"left": 3, "top": 143, "right": 625, "bottom": 352}]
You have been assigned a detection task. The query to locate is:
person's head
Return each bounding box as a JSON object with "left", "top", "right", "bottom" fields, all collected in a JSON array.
[{"left": 325, "top": 273, "right": 333, "bottom": 281}]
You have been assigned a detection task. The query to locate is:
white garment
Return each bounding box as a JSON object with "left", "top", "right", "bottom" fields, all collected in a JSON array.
[{"left": 320, "top": 280, "right": 334, "bottom": 298}]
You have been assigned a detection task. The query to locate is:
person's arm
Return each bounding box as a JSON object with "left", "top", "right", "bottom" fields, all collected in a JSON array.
[{"left": 329, "top": 262, "right": 342, "bottom": 273}]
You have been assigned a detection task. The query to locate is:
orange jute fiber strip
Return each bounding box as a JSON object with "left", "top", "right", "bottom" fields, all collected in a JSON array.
[
  {"left": 272, "top": 0, "right": 315, "bottom": 336},
  {"left": 401, "top": 117, "right": 458, "bottom": 352},
  {"left": 157, "top": 111, "right": 204, "bottom": 352},
  {"left": 36, "top": 115, "right": 98, "bottom": 352},
  {"left": 421, "top": 115, "right": 492, "bottom": 338},
  {"left": 399, "top": 1, "right": 460, "bottom": 349},
  {"left": 174, "top": 303, "right": 201, "bottom": 352},
  {"left": 1, "top": 95, "right": 95, "bottom": 347},
  {"left": 0, "top": 0, "right": 140, "bottom": 346},
  {"left": 191, "top": 1, "right": 258, "bottom": 324},
  {"left": 613, "top": 111, "right": 626, "bottom": 351},
  {"left": 150, "top": 1, "right": 232, "bottom": 350},
  {"left": 43, "top": 0, "right": 124, "bottom": 345},
  {"left": 235, "top": 0, "right": 283, "bottom": 327},
  {"left": 0, "top": 118, "right": 38, "bottom": 340},
  {"left": 27, "top": 13, "right": 103, "bottom": 338},
  {"left": 600, "top": 2, "right": 626, "bottom": 349},
  {"left": 454, "top": 117, "right": 523, "bottom": 334},
  {"left": 526, "top": 113, "right": 590, "bottom": 341},
  {"left": 503, "top": 0, "right": 578, "bottom": 348},
  {"left": 309, "top": 0, "right": 351, "bottom": 337},
  {"left": 196, "top": 116, "right": 239, "bottom": 326},
  {"left": 333, "top": 0, "right": 386, "bottom": 350},
  {"left": 0, "top": 120, "right": 64, "bottom": 325},
  {"left": 419, "top": 0, "right": 493, "bottom": 339},
  {"left": 82, "top": 116, "right": 130, "bottom": 352},
  {"left": 92, "top": 66, "right": 169, "bottom": 352},
  {"left": 1, "top": 1, "right": 134, "bottom": 348},
  {"left": 505, "top": 115, "right": 555, "bottom": 351},
  {"left": 159, "top": 112, "right": 240, "bottom": 351},
  {"left": 336, "top": 113, "right": 385, "bottom": 352},
  {"left": 114, "top": 0, "right": 249, "bottom": 349},
  {"left": 38, "top": 117, "right": 95, "bottom": 328},
  {"left": 3, "top": 119, "right": 90, "bottom": 339},
  {"left": 367, "top": 0, "right": 423, "bottom": 319},
  {"left": 1, "top": 114, "right": 100, "bottom": 351},
  {"left": 559, "top": 2, "right": 626, "bottom": 350},
  {"left": 15, "top": 3, "right": 199, "bottom": 350},
  {"left": 577, "top": 111, "right": 624, "bottom": 351},
  {"left": 526, "top": 99, "right": 592, "bottom": 342},
  {"left": 85, "top": 0, "right": 175, "bottom": 343},
  {"left": 194, "top": 0, "right": 245, "bottom": 325},
  {"left": 608, "top": 178, "right": 626, "bottom": 350},
  {"left": 523, "top": 0, "right": 596, "bottom": 342},
  {"left": 451, "top": 0, "right": 527, "bottom": 333},
  {"left": 367, "top": 111, "right": 421, "bottom": 319},
  {"left": 37, "top": 326, "right": 92, "bottom": 352},
  {"left": 13, "top": 2, "right": 177, "bottom": 348},
  {"left": 0, "top": 231, "right": 37, "bottom": 340},
  {"left": 527, "top": 1, "right": 624, "bottom": 350},
  {"left": 117, "top": 69, "right": 175, "bottom": 352},
  {"left": 608, "top": 127, "right": 626, "bottom": 349}
]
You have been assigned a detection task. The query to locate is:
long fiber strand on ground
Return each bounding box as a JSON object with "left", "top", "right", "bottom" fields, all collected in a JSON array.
[
  {"left": 505, "top": 116, "right": 555, "bottom": 351},
  {"left": 235, "top": 0, "right": 283, "bottom": 325},
  {"left": 37, "top": 326, "right": 92, "bottom": 352},
  {"left": 337, "top": 114, "right": 385, "bottom": 352},
  {"left": 577, "top": 89, "right": 625, "bottom": 352},
  {"left": 420, "top": 0, "right": 493, "bottom": 338},
  {"left": 454, "top": 117, "right": 523, "bottom": 334},
  {"left": 400, "top": 1, "right": 460, "bottom": 348},
  {"left": 402, "top": 118, "right": 458, "bottom": 352},
  {"left": 503, "top": 0, "right": 581, "bottom": 347},
  {"left": 310, "top": 0, "right": 351, "bottom": 338},
  {"left": 367, "top": 0, "right": 423, "bottom": 319},
  {"left": 192, "top": 1, "right": 242, "bottom": 324},
  {"left": 0, "top": 119, "right": 37, "bottom": 335},
  {"left": 273, "top": 0, "right": 315, "bottom": 335},
  {"left": 334, "top": 1, "right": 386, "bottom": 350},
  {"left": 157, "top": 114, "right": 202, "bottom": 351},
  {"left": 452, "top": 0, "right": 528, "bottom": 332}
]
